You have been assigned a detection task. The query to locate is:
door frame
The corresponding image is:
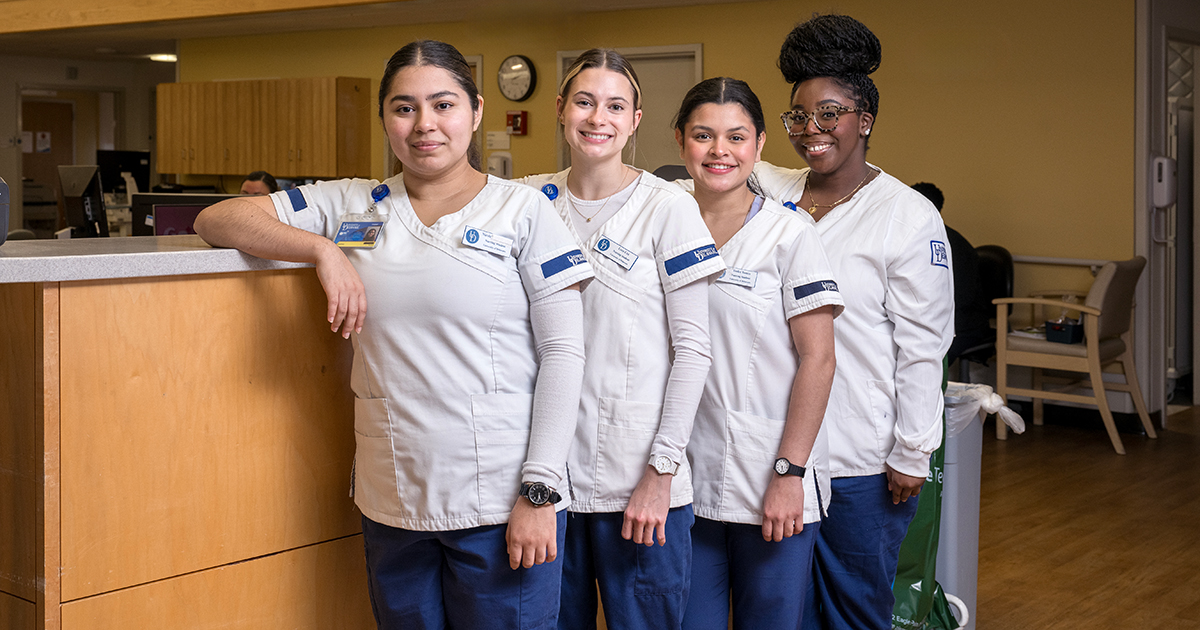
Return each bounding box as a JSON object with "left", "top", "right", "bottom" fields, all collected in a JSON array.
[{"left": 1138, "top": 0, "right": 1200, "bottom": 426}]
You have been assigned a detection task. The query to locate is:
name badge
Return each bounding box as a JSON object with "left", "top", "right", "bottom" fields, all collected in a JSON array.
[
  {"left": 462, "top": 225, "right": 513, "bottom": 257},
  {"left": 334, "top": 220, "right": 386, "bottom": 248},
  {"left": 594, "top": 235, "right": 638, "bottom": 270},
  {"left": 717, "top": 267, "right": 758, "bottom": 288}
]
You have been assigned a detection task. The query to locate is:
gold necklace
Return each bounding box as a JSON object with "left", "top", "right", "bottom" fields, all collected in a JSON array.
[
  {"left": 804, "top": 168, "right": 876, "bottom": 215},
  {"left": 569, "top": 168, "right": 633, "bottom": 223}
]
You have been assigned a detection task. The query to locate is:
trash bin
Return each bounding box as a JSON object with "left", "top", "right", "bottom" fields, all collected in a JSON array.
[{"left": 936, "top": 383, "right": 1024, "bottom": 630}]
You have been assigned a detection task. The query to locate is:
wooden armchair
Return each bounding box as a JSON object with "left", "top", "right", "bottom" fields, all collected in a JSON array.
[{"left": 993, "top": 257, "right": 1156, "bottom": 454}]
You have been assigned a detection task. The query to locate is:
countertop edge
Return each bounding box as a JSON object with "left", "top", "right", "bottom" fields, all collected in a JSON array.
[{"left": 0, "top": 236, "right": 314, "bottom": 284}]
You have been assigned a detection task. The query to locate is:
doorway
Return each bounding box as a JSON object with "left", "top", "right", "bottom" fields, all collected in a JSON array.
[
  {"left": 556, "top": 45, "right": 703, "bottom": 173},
  {"left": 1165, "top": 40, "right": 1196, "bottom": 414},
  {"left": 21, "top": 99, "right": 76, "bottom": 236},
  {"left": 19, "top": 88, "right": 122, "bottom": 237}
]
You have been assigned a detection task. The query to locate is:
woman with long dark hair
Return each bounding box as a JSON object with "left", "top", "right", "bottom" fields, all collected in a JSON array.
[
  {"left": 196, "top": 40, "right": 591, "bottom": 629},
  {"left": 753, "top": 15, "right": 954, "bottom": 630},
  {"left": 671, "top": 77, "right": 840, "bottom": 629}
]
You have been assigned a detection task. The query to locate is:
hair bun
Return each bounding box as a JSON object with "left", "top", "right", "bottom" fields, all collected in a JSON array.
[{"left": 778, "top": 14, "right": 881, "bottom": 86}]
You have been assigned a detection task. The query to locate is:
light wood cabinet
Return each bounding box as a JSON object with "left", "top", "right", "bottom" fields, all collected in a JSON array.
[
  {"left": 0, "top": 270, "right": 374, "bottom": 630},
  {"left": 156, "top": 77, "right": 371, "bottom": 179}
]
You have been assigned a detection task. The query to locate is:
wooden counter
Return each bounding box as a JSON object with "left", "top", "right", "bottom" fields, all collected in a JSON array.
[{"left": 0, "top": 236, "right": 374, "bottom": 629}]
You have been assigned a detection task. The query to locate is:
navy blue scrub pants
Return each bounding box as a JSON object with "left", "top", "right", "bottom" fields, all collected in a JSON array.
[
  {"left": 682, "top": 516, "right": 820, "bottom": 630},
  {"left": 557, "top": 505, "right": 694, "bottom": 630},
  {"left": 361, "top": 511, "right": 568, "bottom": 630},
  {"left": 803, "top": 473, "right": 920, "bottom": 630}
]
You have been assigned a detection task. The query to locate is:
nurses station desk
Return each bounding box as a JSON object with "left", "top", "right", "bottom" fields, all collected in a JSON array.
[{"left": 0, "top": 236, "right": 374, "bottom": 629}]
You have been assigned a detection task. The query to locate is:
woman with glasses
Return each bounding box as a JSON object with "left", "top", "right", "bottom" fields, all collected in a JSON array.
[
  {"left": 516, "top": 49, "right": 725, "bottom": 629},
  {"left": 752, "top": 14, "right": 954, "bottom": 630},
  {"left": 671, "top": 77, "right": 841, "bottom": 630}
]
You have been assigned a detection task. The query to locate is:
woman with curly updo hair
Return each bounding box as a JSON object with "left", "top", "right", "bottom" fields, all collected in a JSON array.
[{"left": 752, "top": 14, "right": 954, "bottom": 630}]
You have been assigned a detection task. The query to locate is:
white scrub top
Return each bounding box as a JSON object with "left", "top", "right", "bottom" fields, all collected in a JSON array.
[
  {"left": 687, "top": 197, "right": 844, "bottom": 525},
  {"left": 521, "top": 169, "right": 726, "bottom": 513},
  {"left": 753, "top": 163, "right": 954, "bottom": 480},
  {"left": 271, "top": 175, "right": 593, "bottom": 531}
]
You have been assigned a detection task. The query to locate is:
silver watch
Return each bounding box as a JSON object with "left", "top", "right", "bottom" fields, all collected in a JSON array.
[{"left": 651, "top": 455, "right": 680, "bottom": 475}]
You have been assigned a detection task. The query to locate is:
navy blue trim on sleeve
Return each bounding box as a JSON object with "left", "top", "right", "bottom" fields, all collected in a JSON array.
[
  {"left": 664, "top": 244, "right": 719, "bottom": 276},
  {"left": 286, "top": 188, "right": 307, "bottom": 212},
  {"left": 794, "top": 280, "right": 840, "bottom": 300},
  {"left": 541, "top": 249, "right": 587, "bottom": 279}
]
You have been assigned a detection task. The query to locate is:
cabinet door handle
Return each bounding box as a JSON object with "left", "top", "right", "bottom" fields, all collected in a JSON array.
[
  {"left": 225, "top": 148, "right": 229, "bottom": 160},
  {"left": 297, "top": 149, "right": 302, "bottom": 162}
]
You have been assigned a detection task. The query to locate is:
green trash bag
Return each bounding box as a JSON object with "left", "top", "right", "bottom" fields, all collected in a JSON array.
[{"left": 891, "top": 364, "right": 961, "bottom": 630}]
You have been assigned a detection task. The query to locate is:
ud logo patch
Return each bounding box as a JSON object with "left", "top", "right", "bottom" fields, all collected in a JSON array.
[
  {"left": 930, "top": 240, "right": 948, "bottom": 268},
  {"left": 541, "top": 184, "right": 559, "bottom": 200},
  {"left": 466, "top": 228, "right": 480, "bottom": 244}
]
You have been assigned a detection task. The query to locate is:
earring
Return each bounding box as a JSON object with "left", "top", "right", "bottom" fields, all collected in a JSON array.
[{"left": 865, "top": 128, "right": 871, "bottom": 136}]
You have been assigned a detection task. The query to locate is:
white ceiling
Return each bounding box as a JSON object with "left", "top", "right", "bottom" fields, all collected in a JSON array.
[{"left": 0, "top": 0, "right": 754, "bottom": 62}]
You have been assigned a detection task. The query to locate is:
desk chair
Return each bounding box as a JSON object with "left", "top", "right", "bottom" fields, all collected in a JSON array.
[
  {"left": 993, "top": 257, "right": 1155, "bottom": 454},
  {"left": 954, "top": 244, "right": 1013, "bottom": 381}
]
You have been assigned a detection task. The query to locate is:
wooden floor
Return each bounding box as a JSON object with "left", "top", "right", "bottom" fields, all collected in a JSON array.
[{"left": 976, "top": 405, "right": 1200, "bottom": 629}]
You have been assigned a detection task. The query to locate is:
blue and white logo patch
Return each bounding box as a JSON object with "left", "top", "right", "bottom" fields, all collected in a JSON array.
[
  {"left": 286, "top": 188, "right": 307, "bottom": 212},
  {"left": 541, "top": 184, "right": 559, "bottom": 200},
  {"left": 541, "top": 249, "right": 587, "bottom": 279},
  {"left": 465, "top": 228, "right": 480, "bottom": 244},
  {"left": 783, "top": 201, "right": 798, "bottom": 212},
  {"left": 794, "top": 279, "right": 840, "bottom": 300},
  {"left": 664, "top": 244, "right": 720, "bottom": 276},
  {"left": 930, "top": 240, "right": 949, "bottom": 268}
]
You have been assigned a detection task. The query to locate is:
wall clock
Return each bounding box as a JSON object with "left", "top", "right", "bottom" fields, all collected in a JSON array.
[{"left": 498, "top": 55, "right": 536, "bottom": 102}]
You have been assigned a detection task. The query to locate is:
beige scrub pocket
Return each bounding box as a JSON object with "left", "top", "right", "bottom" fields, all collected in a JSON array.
[
  {"left": 594, "top": 397, "right": 662, "bottom": 504},
  {"left": 353, "top": 397, "right": 401, "bottom": 513},
  {"left": 472, "top": 393, "right": 535, "bottom": 517},
  {"left": 723, "top": 409, "right": 784, "bottom": 516}
]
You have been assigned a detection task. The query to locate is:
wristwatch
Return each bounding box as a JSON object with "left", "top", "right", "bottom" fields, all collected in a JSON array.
[
  {"left": 651, "top": 455, "right": 680, "bottom": 475},
  {"left": 774, "top": 457, "right": 806, "bottom": 478},
  {"left": 520, "top": 482, "right": 562, "bottom": 507}
]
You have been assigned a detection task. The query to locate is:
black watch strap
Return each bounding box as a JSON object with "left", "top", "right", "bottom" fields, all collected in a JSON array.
[
  {"left": 520, "top": 482, "right": 562, "bottom": 506},
  {"left": 774, "top": 457, "right": 807, "bottom": 478}
]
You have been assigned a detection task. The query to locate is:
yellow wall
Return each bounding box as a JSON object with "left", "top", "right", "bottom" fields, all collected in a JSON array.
[{"left": 180, "top": 0, "right": 1135, "bottom": 296}]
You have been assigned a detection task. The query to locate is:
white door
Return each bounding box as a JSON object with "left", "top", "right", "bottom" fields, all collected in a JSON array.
[{"left": 557, "top": 45, "right": 702, "bottom": 174}]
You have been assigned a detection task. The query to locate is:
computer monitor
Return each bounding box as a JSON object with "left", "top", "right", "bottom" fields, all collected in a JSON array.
[
  {"left": 96, "top": 150, "right": 151, "bottom": 194},
  {"left": 130, "top": 193, "right": 244, "bottom": 237},
  {"left": 58, "top": 165, "right": 109, "bottom": 238}
]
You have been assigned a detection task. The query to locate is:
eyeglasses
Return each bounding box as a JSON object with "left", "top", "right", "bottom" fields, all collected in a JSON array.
[{"left": 779, "top": 105, "right": 864, "bottom": 134}]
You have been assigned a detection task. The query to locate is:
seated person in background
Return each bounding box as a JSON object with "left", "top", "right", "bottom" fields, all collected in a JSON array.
[
  {"left": 240, "top": 171, "right": 279, "bottom": 195},
  {"left": 911, "top": 182, "right": 991, "bottom": 364}
]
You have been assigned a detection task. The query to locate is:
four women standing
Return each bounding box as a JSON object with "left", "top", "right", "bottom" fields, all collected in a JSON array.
[{"left": 198, "top": 12, "right": 952, "bottom": 630}]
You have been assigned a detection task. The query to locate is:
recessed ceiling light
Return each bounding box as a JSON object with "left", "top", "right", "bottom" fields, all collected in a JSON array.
[{"left": 149, "top": 54, "right": 177, "bottom": 63}]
